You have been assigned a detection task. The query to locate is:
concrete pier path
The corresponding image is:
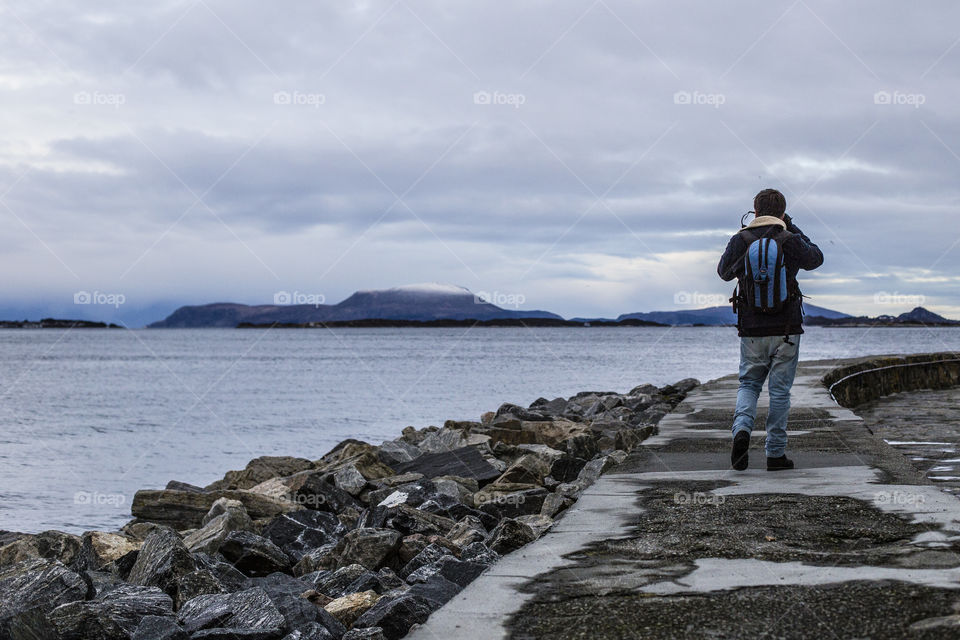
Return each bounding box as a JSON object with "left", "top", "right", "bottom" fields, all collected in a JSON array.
[{"left": 408, "top": 357, "right": 960, "bottom": 640}]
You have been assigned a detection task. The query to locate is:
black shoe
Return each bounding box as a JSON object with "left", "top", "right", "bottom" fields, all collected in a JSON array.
[
  {"left": 766, "top": 455, "right": 794, "bottom": 471},
  {"left": 731, "top": 431, "right": 750, "bottom": 471}
]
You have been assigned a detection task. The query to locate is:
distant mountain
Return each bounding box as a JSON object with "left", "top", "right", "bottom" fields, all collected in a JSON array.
[
  {"left": 806, "top": 306, "right": 958, "bottom": 327},
  {"left": 149, "top": 284, "right": 563, "bottom": 328},
  {"left": 617, "top": 303, "right": 851, "bottom": 326},
  {"left": 897, "top": 307, "right": 954, "bottom": 324}
]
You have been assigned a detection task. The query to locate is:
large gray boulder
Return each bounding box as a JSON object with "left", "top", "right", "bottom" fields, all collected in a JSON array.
[
  {"left": 218, "top": 531, "right": 292, "bottom": 577},
  {"left": 126, "top": 527, "right": 196, "bottom": 599},
  {"left": 352, "top": 594, "right": 432, "bottom": 640},
  {"left": 0, "top": 558, "right": 87, "bottom": 637},
  {"left": 334, "top": 528, "right": 400, "bottom": 570},
  {"left": 40, "top": 584, "right": 173, "bottom": 640},
  {"left": 0, "top": 530, "right": 82, "bottom": 568},
  {"left": 183, "top": 498, "right": 255, "bottom": 554},
  {"left": 176, "top": 587, "right": 285, "bottom": 636}
]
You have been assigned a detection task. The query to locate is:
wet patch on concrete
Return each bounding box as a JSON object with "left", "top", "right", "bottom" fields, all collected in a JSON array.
[
  {"left": 605, "top": 481, "right": 947, "bottom": 567},
  {"left": 510, "top": 581, "right": 960, "bottom": 640}
]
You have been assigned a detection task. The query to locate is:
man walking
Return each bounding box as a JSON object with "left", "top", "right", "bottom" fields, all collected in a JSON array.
[{"left": 717, "top": 189, "right": 823, "bottom": 471}]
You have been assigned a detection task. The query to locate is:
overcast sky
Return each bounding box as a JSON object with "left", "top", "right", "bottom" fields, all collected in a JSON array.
[{"left": 2, "top": 0, "right": 959, "bottom": 323}]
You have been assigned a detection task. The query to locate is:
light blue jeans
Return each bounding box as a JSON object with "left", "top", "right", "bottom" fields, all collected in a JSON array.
[{"left": 732, "top": 334, "right": 801, "bottom": 458}]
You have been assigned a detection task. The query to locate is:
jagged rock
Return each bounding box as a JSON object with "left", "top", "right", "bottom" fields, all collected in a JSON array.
[
  {"left": 529, "top": 397, "right": 568, "bottom": 416},
  {"left": 377, "top": 441, "right": 421, "bottom": 467},
  {"left": 183, "top": 499, "right": 254, "bottom": 554},
  {"left": 324, "top": 590, "right": 380, "bottom": 626},
  {"left": 431, "top": 476, "right": 478, "bottom": 506},
  {"left": 496, "top": 453, "right": 552, "bottom": 485},
  {"left": 352, "top": 594, "right": 432, "bottom": 640},
  {"left": 406, "top": 574, "right": 461, "bottom": 612},
  {"left": 166, "top": 480, "right": 205, "bottom": 493},
  {"left": 131, "top": 489, "right": 297, "bottom": 530},
  {"left": 282, "top": 623, "right": 336, "bottom": 639},
  {"left": 396, "top": 535, "right": 430, "bottom": 566},
  {"left": 132, "top": 615, "right": 188, "bottom": 640},
  {"left": 219, "top": 531, "right": 292, "bottom": 577},
  {"left": 475, "top": 487, "right": 549, "bottom": 519},
  {"left": 192, "top": 553, "right": 248, "bottom": 592},
  {"left": 661, "top": 378, "right": 700, "bottom": 395},
  {"left": 343, "top": 628, "right": 388, "bottom": 640},
  {"left": 206, "top": 456, "right": 314, "bottom": 491},
  {"left": 405, "top": 556, "right": 487, "bottom": 589},
  {"left": 284, "top": 471, "right": 363, "bottom": 514},
  {"left": 81, "top": 570, "right": 127, "bottom": 598},
  {"left": 0, "top": 558, "right": 87, "bottom": 636},
  {"left": 262, "top": 510, "right": 341, "bottom": 561},
  {"left": 370, "top": 472, "right": 424, "bottom": 491},
  {"left": 540, "top": 491, "right": 574, "bottom": 518},
  {"left": 249, "top": 572, "right": 346, "bottom": 638},
  {"left": 335, "top": 528, "right": 400, "bottom": 570},
  {"left": 458, "top": 542, "right": 499, "bottom": 566},
  {"left": 416, "top": 429, "right": 467, "bottom": 454},
  {"left": 122, "top": 522, "right": 159, "bottom": 542},
  {"left": 174, "top": 570, "right": 227, "bottom": 609},
  {"left": 548, "top": 455, "right": 587, "bottom": 483},
  {"left": 0, "top": 530, "right": 81, "bottom": 568},
  {"left": 291, "top": 543, "right": 338, "bottom": 576},
  {"left": 314, "top": 564, "right": 373, "bottom": 598},
  {"left": 126, "top": 527, "right": 195, "bottom": 599},
  {"left": 391, "top": 447, "right": 500, "bottom": 483},
  {"left": 445, "top": 516, "right": 486, "bottom": 547},
  {"left": 614, "top": 427, "right": 645, "bottom": 452},
  {"left": 494, "top": 403, "right": 552, "bottom": 422},
  {"left": 486, "top": 519, "right": 536, "bottom": 555},
  {"left": 516, "top": 514, "right": 554, "bottom": 538},
  {"left": 315, "top": 442, "right": 395, "bottom": 481},
  {"left": 76, "top": 531, "right": 141, "bottom": 575},
  {"left": 177, "top": 587, "right": 285, "bottom": 635},
  {"left": 563, "top": 433, "right": 599, "bottom": 460},
  {"left": 333, "top": 465, "right": 368, "bottom": 496},
  {"left": 399, "top": 543, "right": 453, "bottom": 580},
  {"left": 381, "top": 504, "right": 456, "bottom": 537},
  {"left": 39, "top": 584, "right": 173, "bottom": 640}
]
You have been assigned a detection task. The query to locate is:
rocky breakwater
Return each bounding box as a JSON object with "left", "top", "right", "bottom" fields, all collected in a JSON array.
[{"left": 0, "top": 378, "right": 699, "bottom": 640}]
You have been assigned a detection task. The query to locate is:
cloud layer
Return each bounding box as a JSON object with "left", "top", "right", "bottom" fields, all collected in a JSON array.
[{"left": 1, "top": 0, "right": 959, "bottom": 322}]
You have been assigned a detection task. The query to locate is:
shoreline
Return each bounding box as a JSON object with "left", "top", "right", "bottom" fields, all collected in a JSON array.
[{"left": 0, "top": 375, "right": 699, "bottom": 639}]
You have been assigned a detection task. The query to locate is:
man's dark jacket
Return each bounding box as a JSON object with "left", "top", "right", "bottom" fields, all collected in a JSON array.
[{"left": 717, "top": 215, "right": 824, "bottom": 337}]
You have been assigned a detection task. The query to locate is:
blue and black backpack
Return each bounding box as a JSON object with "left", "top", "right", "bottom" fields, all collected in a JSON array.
[{"left": 734, "top": 228, "right": 796, "bottom": 315}]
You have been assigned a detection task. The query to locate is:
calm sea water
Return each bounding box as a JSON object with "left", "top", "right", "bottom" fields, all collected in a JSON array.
[{"left": 3, "top": 326, "right": 959, "bottom": 534}]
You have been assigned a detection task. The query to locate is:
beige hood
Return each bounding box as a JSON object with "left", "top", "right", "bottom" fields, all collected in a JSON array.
[{"left": 746, "top": 215, "right": 787, "bottom": 230}]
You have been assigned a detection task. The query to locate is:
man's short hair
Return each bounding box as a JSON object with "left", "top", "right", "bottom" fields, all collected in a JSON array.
[{"left": 754, "top": 189, "right": 786, "bottom": 217}]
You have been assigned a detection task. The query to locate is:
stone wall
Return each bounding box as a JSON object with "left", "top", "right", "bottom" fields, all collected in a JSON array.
[{"left": 823, "top": 352, "right": 960, "bottom": 407}]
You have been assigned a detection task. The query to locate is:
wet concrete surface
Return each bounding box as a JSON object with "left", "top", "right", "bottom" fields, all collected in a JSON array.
[
  {"left": 856, "top": 387, "right": 960, "bottom": 495},
  {"left": 408, "top": 358, "right": 960, "bottom": 640}
]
